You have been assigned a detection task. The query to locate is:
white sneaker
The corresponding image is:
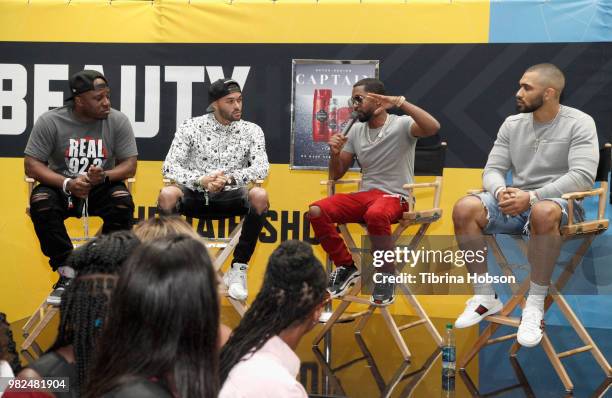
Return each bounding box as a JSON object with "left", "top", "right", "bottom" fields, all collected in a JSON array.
[
  {"left": 455, "top": 295, "right": 503, "bottom": 328},
  {"left": 517, "top": 306, "right": 544, "bottom": 347},
  {"left": 223, "top": 263, "right": 248, "bottom": 301}
]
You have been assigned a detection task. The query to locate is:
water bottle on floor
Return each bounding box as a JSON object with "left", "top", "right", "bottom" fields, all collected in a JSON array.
[
  {"left": 441, "top": 323, "right": 456, "bottom": 397},
  {"left": 442, "top": 323, "right": 456, "bottom": 375}
]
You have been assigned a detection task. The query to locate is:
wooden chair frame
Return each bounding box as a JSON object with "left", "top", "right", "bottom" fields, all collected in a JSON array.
[
  {"left": 21, "top": 176, "right": 136, "bottom": 363},
  {"left": 459, "top": 143, "right": 612, "bottom": 393},
  {"left": 313, "top": 143, "right": 448, "bottom": 361}
]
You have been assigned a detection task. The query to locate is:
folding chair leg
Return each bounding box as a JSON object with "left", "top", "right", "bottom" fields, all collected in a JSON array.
[
  {"left": 541, "top": 332, "right": 574, "bottom": 392},
  {"left": 398, "top": 284, "right": 443, "bottom": 347},
  {"left": 21, "top": 303, "right": 58, "bottom": 354},
  {"left": 380, "top": 307, "right": 411, "bottom": 361},
  {"left": 551, "top": 290, "right": 612, "bottom": 377},
  {"left": 313, "top": 286, "right": 359, "bottom": 346},
  {"left": 354, "top": 307, "right": 375, "bottom": 334},
  {"left": 227, "top": 297, "right": 248, "bottom": 317}
]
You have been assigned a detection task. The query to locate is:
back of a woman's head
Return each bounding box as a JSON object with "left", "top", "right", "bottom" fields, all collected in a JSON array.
[
  {"left": 65, "top": 230, "right": 139, "bottom": 274},
  {"left": 220, "top": 240, "right": 326, "bottom": 382},
  {"left": 86, "top": 234, "right": 219, "bottom": 398},
  {"left": 0, "top": 313, "right": 21, "bottom": 375},
  {"left": 133, "top": 215, "right": 199, "bottom": 242},
  {"left": 53, "top": 231, "right": 139, "bottom": 393}
]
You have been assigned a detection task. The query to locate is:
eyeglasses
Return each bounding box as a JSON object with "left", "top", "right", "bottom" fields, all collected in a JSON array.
[{"left": 348, "top": 95, "right": 366, "bottom": 107}]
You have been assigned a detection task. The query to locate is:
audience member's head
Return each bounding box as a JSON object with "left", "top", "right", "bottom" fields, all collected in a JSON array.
[
  {"left": 86, "top": 234, "right": 219, "bottom": 398},
  {"left": 52, "top": 231, "right": 139, "bottom": 392},
  {"left": 220, "top": 240, "right": 327, "bottom": 382},
  {"left": 0, "top": 312, "right": 21, "bottom": 376},
  {"left": 134, "top": 216, "right": 199, "bottom": 242}
]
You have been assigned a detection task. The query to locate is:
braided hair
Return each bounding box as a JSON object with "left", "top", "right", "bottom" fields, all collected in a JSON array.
[
  {"left": 85, "top": 234, "right": 219, "bottom": 398},
  {"left": 219, "top": 240, "right": 327, "bottom": 383},
  {"left": 0, "top": 312, "right": 22, "bottom": 374},
  {"left": 50, "top": 230, "right": 139, "bottom": 395}
]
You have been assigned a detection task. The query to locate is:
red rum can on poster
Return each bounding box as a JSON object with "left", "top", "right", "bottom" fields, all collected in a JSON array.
[{"left": 312, "top": 89, "right": 332, "bottom": 142}]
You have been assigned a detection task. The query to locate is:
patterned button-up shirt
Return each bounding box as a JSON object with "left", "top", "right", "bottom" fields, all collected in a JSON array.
[{"left": 163, "top": 113, "right": 269, "bottom": 191}]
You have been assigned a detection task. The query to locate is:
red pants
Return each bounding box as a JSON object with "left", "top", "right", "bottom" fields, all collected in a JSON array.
[{"left": 309, "top": 189, "right": 409, "bottom": 271}]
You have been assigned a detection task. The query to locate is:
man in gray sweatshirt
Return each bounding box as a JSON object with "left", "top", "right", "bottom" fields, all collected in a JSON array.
[{"left": 452, "top": 63, "right": 599, "bottom": 347}]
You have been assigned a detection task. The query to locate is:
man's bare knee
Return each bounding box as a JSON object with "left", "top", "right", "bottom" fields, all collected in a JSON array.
[
  {"left": 248, "top": 187, "right": 268, "bottom": 213},
  {"left": 158, "top": 186, "right": 182, "bottom": 210},
  {"left": 309, "top": 205, "right": 322, "bottom": 218},
  {"left": 453, "top": 196, "right": 487, "bottom": 230},
  {"left": 530, "top": 201, "right": 561, "bottom": 234}
]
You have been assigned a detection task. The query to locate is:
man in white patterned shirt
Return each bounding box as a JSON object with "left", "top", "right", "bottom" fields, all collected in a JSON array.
[{"left": 158, "top": 78, "right": 270, "bottom": 300}]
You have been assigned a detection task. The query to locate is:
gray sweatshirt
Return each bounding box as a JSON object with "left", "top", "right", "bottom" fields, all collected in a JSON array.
[{"left": 483, "top": 105, "right": 599, "bottom": 199}]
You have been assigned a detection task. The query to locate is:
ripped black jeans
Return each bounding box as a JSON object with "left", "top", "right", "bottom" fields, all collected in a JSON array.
[{"left": 29, "top": 182, "right": 135, "bottom": 270}]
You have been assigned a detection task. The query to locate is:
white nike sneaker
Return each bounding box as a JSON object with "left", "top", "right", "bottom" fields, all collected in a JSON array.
[
  {"left": 455, "top": 295, "right": 503, "bottom": 329},
  {"left": 517, "top": 306, "right": 544, "bottom": 347},
  {"left": 223, "top": 263, "right": 248, "bottom": 301}
]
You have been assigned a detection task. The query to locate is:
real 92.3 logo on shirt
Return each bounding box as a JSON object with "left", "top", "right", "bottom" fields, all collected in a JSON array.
[{"left": 64, "top": 136, "right": 108, "bottom": 174}]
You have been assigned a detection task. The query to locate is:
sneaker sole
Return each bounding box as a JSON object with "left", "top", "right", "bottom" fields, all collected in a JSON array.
[
  {"left": 46, "top": 297, "right": 61, "bottom": 306},
  {"left": 517, "top": 333, "right": 543, "bottom": 348},
  {"left": 328, "top": 273, "right": 361, "bottom": 299},
  {"left": 517, "top": 320, "right": 545, "bottom": 348},
  {"left": 455, "top": 301, "right": 504, "bottom": 329},
  {"left": 369, "top": 296, "right": 395, "bottom": 306}
]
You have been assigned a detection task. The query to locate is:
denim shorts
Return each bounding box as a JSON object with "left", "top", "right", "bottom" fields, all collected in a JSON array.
[{"left": 473, "top": 191, "right": 584, "bottom": 235}]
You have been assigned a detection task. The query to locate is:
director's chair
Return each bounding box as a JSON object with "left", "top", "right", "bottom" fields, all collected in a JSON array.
[
  {"left": 459, "top": 143, "right": 612, "bottom": 393},
  {"left": 162, "top": 178, "right": 265, "bottom": 317},
  {"left": 312, "top": 334, "right": 441, "bottom": 398},
  {"left": 21, "top": 176, "right": 135, "bottom": 364},
  {"left": 313, "top": 142, "right": 447, "bottom": 361}
]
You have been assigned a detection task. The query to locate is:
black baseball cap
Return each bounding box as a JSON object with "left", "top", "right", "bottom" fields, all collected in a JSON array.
[
  {"left": 207, "top": 78, "right": 241, "bottom": 110},
  {"left": 65, "top": 70, "right": 108, "bottom": 101}
]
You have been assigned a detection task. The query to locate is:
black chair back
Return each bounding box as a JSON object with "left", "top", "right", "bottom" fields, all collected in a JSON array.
[{"left": 415, "top": 141, "right": 447, "bottom": 177}]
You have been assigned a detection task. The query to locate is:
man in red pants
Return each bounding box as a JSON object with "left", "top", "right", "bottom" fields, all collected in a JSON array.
[{"left": 308, "top": 78, "right": 440, "bottom": 305}]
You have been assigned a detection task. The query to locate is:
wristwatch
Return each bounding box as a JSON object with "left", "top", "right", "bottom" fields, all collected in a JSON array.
[{"left": 529, "top": 191, "right": 539, "bottom": 207}]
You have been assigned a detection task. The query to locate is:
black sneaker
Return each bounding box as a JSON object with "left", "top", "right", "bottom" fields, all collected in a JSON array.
[
  {"left": 328, "top": 265, "right": 360, "bottom": 299},
  {"left": 370, "top": 272, "right": 395, "bottom": 305},
  {"left": 46, "top": 276, "right": 72, "bottom": 306}
]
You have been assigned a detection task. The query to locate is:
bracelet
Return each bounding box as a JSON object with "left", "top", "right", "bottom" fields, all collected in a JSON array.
[
  {"left": 395, "top": 96, "right": 406, "bottom": 107},
  {"left": 62, "top": 177, "right": 72, "bottom": 195}
]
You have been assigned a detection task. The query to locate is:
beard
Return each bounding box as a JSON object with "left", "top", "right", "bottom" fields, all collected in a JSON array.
[
  {"left": 516, "top": 95, "right": 543, "bottom": 113},
  {"left": 219, "top": 108, "right": 241, "bottom": 122},
  {"left": 357, "top": 110, "right": 372, "bottom": 122}
]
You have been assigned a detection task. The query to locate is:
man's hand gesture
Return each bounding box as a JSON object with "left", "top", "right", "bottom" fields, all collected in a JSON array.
[{"left": 366, "top": 93, "right": 405, "bottom": 116}]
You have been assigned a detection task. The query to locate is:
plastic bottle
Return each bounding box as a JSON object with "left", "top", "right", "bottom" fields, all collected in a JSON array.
[
  {"left": 441, "top": 323, "right": 456, "bottom": 397},
  {"left": 442, "top": 323, "right": 456, "bottom": 375}
]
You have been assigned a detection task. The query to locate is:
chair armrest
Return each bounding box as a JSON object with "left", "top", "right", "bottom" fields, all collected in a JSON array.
[
  {"left": 320, "top": 179, "right": 362, "bottom": 186},
  {"left": 561, "top": 188, "right": 604, "bottom": 200},
  {"left": 403, "top": 182, "right": 440, "bottom": 189},
  {"left": 467, "top": 189, "right": 485, "bottom": 194}
]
